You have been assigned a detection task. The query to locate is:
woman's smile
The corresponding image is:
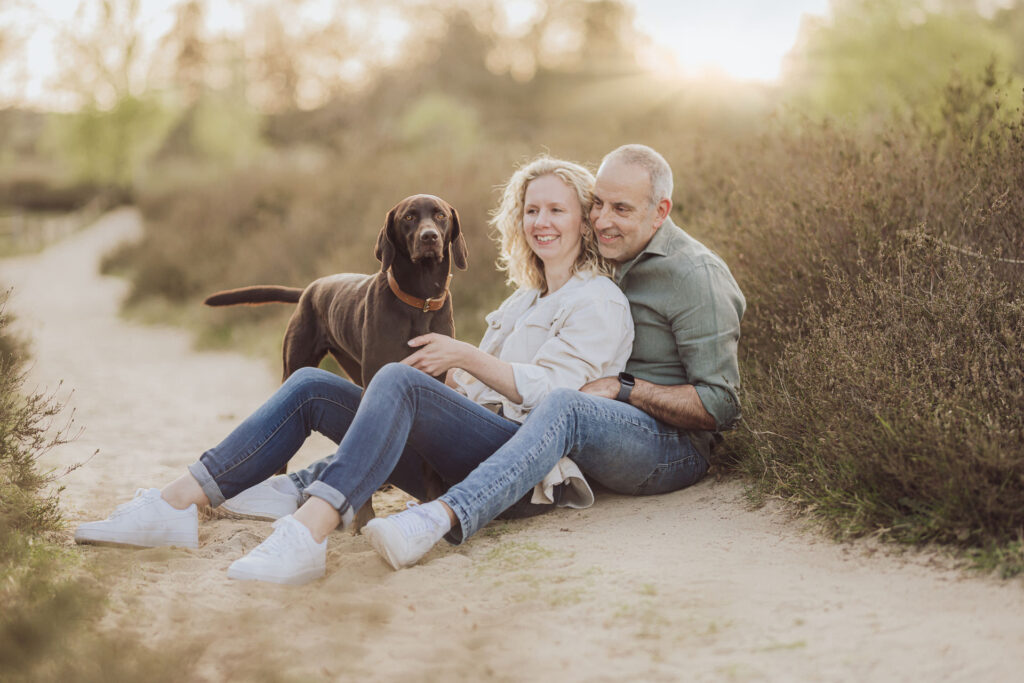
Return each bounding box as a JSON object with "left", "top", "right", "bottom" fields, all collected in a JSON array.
[{"left": 523, "top": 173, "right": 584, "bottom": 288}]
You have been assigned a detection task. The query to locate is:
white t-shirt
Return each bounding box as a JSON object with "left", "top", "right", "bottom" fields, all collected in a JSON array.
[{"left": 452, "top": 270, "right": 634, "bottom": 422}]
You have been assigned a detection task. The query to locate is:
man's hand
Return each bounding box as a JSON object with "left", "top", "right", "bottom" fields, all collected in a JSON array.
[{"left": 579, "top": 376, "right": 620, "bottom": 400}]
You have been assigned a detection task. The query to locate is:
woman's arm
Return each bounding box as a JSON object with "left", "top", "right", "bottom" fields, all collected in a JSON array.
[{"left": 403, "top": 335, "right": 523, "bottom": 403}]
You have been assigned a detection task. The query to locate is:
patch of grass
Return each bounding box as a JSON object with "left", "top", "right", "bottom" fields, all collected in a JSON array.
[
  {"left": 966, "top": 540, "right": 1024, "bottom": 579},
  {"left": 479, "top": 540, "right": 553, "bottom": 572}
]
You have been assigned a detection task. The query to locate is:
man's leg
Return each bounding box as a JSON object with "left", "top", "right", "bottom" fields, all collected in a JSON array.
[{"left": 440, "top": 388, "right": 708, "bottom": 543}]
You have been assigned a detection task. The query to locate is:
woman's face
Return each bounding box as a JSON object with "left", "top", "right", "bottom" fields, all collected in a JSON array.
[{"left": 522, "top": 174, "right": 585, "bottom": 274}]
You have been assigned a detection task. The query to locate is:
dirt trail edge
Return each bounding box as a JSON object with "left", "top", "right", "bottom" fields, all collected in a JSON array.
[{"left": 4, "top": 208, "right": 1022, "bottom": 682}]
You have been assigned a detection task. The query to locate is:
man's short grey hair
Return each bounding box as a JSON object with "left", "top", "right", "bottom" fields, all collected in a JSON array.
[{"left": 600, "top": 144, "right": 673, "bottom": 207}]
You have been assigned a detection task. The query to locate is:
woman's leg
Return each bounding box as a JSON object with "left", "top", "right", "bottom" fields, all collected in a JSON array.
[
  {"left": 187, "top": 366, "right": 363, "bottom": 507},
  {"left": 227, "top": 363, "right": 521, "bottom": 584},
  {"left": 300, "top": 363, "right": 521, "bottom": 522},
  {"left": 74, "top": 367, "right": 365, "bottom": 550}
]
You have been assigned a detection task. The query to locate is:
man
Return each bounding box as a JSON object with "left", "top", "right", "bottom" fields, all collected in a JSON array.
[
  {"left": 225, "top": 144, "right": 746, "bottom": 569},
  {"left": 358, "top": 143, "right": 746, "bottom": 566}
]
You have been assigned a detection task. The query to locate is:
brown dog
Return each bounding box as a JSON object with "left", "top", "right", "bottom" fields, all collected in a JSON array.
[
  {"left": 204, "top": 194, "right": 467, "bottom": 385},
  {"left": 204, "top": 194, "right": 467, "bottom": 526}
]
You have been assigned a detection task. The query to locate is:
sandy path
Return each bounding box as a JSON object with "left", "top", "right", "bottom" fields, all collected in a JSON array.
[{"left": 3, "top": 208, "right": 1023, "bottom": 682}]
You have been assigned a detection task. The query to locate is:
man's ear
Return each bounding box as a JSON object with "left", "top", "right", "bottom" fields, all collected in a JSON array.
[
  {"left": 449, "top": 206, "right": 468, "bottom": 270},
  {"left": 375, "top": 207, "right": 397, "bottom": 272},
  {"left": 653, "top": 197, "right": 672, "bottom": 228}
]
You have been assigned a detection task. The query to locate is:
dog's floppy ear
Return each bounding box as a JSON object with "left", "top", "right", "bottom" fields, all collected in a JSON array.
[
  {"left": 375, "top": 207, "right": 398, "bottom": 272},
  {"left": 449, "top": 206, "right": 468, "bottom": 270}
]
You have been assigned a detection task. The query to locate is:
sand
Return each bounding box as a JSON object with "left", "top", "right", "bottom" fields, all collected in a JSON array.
[{"left": 4, "top": 207, "right": 1023, "bottom": 682}]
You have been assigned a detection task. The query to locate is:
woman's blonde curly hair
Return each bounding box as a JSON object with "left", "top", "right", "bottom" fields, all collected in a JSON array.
[{"left": 491, "top": 156, "right": 615, "bottom": 293}]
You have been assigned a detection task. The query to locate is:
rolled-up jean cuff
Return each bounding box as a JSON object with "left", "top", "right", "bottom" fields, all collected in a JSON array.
[
  {"left": 304, "top": 480, "right": 353, "bottom": 517},
  {"left": 439, "top": 493, "right": 470, "bottom": 545},
  {"left": 187, "top": 460, "right": 226, "bottom": 507}
]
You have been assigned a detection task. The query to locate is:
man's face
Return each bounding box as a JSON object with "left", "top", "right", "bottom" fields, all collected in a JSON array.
[{"left": 590, "top": 160, "right": 667, "bottom": 263}]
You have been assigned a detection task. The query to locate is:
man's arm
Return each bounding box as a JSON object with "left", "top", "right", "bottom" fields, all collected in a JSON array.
[{"left": 579, "top": 376, "right": 716, "bottom": 431}]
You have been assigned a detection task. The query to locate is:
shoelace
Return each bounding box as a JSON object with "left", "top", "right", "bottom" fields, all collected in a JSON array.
[
  {"left": 391, "top": 502, "right": 439, "bottom": 537},
  {"left": 109, "top": 488, "right": 154, "bottom": 518},
  {"left": 251, "top": 519, "right": 300, "bottom": 558}
]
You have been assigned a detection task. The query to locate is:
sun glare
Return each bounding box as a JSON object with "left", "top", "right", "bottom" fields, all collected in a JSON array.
[{"left": 631, "top": 0, "right": 830, "bottom": 82}]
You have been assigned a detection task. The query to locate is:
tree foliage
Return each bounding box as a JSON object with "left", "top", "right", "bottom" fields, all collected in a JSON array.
[{"left": 783, "top": 0, "right": 1021, "bottom": 120}]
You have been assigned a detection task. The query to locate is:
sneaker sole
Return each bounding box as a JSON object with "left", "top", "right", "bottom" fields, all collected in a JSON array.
[
  {"left": 73, "top": 529, "right": 198, "bottom": 549},
  {"left": 226, "top": 563, "right": 324, "bottom": 585},
  {"left": 218, "top": 505, "right": 290, "bottom": 522},
  {"left": 362, "top": 520, "right": 406, "bottom": 571}
]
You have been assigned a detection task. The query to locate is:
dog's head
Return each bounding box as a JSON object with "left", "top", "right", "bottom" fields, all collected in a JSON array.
[{"left": 375, "top": 194, "right": 468, "bottom": 272}]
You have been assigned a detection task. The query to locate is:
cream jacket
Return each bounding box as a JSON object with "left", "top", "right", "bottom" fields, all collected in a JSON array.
[{"left": 452, "top": 270, "right": 633, "bottom": 423}]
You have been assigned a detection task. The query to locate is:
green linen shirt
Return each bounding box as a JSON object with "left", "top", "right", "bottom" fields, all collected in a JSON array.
[{"left": 615, "top": 218, "right": 746, "bottom": 457}]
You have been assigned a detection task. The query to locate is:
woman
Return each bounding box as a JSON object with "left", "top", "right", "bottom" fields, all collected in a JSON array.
[{"left": 75, "top": 156, "right": 633, "bottom": 584}]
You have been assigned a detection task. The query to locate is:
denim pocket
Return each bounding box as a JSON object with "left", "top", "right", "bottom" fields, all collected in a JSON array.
[{"left": 633, "top": 454, "right": 709, "bottom": 496}]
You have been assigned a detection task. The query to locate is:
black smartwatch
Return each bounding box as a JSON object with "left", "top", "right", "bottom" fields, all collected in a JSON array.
[{"left": 615, "top": 372, "right": 635, "bottom": 403}]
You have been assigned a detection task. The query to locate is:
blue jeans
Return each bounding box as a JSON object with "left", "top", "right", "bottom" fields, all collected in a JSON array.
[
  {"left": 278, "top": 374, "right": 709, "bottom": 543},
  {"left": 188, "top": 364, "right": 520, "bottom": 521},
  {"left": 438, "top": 387, "right": 709, "bottom": 542}
]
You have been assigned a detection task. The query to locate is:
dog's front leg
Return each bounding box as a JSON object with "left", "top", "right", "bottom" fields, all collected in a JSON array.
[{"left": 351, "top": 501, "right": 376, "bottom": 531}]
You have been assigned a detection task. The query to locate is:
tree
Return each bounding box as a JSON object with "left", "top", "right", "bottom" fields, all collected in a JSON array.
[
  {"left": 46, "top": 0, "right": 174, "bottom": 188},
  {"left": 782, "top": 0, "right": 1019, "bottom": 121}
]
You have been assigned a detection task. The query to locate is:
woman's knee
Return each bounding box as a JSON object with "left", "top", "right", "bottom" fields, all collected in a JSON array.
[{"left": 365, "top": 362, "right": 431, "bottom": 396}]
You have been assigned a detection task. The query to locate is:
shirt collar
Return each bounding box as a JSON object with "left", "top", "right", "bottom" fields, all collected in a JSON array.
[{"left": 615, "top": 217, "right": 676, "bottom": 282}]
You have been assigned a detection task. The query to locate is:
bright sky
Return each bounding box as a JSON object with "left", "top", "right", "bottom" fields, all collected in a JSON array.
[
  {"left": 0, "top": 0, "right": 831, "bottom": 108},
  {"left": 631, "top": 0, "right": 830, "bottom": 79}
]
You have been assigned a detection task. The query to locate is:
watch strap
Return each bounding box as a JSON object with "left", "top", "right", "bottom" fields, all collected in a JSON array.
[{"left": 615, "top": 372, "right": 635, "bottom": 403}]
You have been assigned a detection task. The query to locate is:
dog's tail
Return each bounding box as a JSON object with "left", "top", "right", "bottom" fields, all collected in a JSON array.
[{"left": 204, "top": 286, "right": 303, "bottom": 306}]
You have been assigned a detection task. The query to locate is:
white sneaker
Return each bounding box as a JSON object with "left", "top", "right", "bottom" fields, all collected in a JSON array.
[
  {"left": 221, "top": 476, "right": 301, "bottom": 521},
  {"left": 362, "top": 501, "right": 451, "bottom": 570},
  {"left": 74, "top": 488, "right": 198, "bottom": 549},
  {"left": 226, "top": 515, "right": 326, "bottom": 585}
]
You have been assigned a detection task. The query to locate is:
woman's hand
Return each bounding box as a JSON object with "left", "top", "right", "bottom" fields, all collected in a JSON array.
[{"left": 402, "top": 333, "right": 472, "bottom": 376}]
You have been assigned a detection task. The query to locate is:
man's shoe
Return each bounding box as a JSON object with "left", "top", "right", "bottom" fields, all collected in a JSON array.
[
  {"left": 362, "top": 501, "right": 450, "bottom": 570},
  {"left": 227, "top": 515, "right": 326, "bottom": 585},
  {"left": 221, "top": 476, "right": 301, "bottom": 521},
  {"left": 74, "top": 488, "right": 198, "bottom": 549}
]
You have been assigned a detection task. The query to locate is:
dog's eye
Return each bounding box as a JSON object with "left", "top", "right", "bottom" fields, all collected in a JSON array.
[
  {"left": 435, "top": 212, "right": 447, "bottom": 221},
  {"left": 404, "top": 214, "right": 415, "bottom": 221}
]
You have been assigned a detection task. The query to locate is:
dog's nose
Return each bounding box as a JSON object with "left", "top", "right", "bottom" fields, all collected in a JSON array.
[{"left": 420, "top": 229, "right": 440, "bottom": 244}]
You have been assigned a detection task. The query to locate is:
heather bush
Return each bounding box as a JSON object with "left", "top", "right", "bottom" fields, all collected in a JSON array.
[
  {"left": 711, "top": 70, "right": 1024, "bottom": 571},
  {"left": 734, "top": 233, "right": 1023, "bottom": 546}
]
